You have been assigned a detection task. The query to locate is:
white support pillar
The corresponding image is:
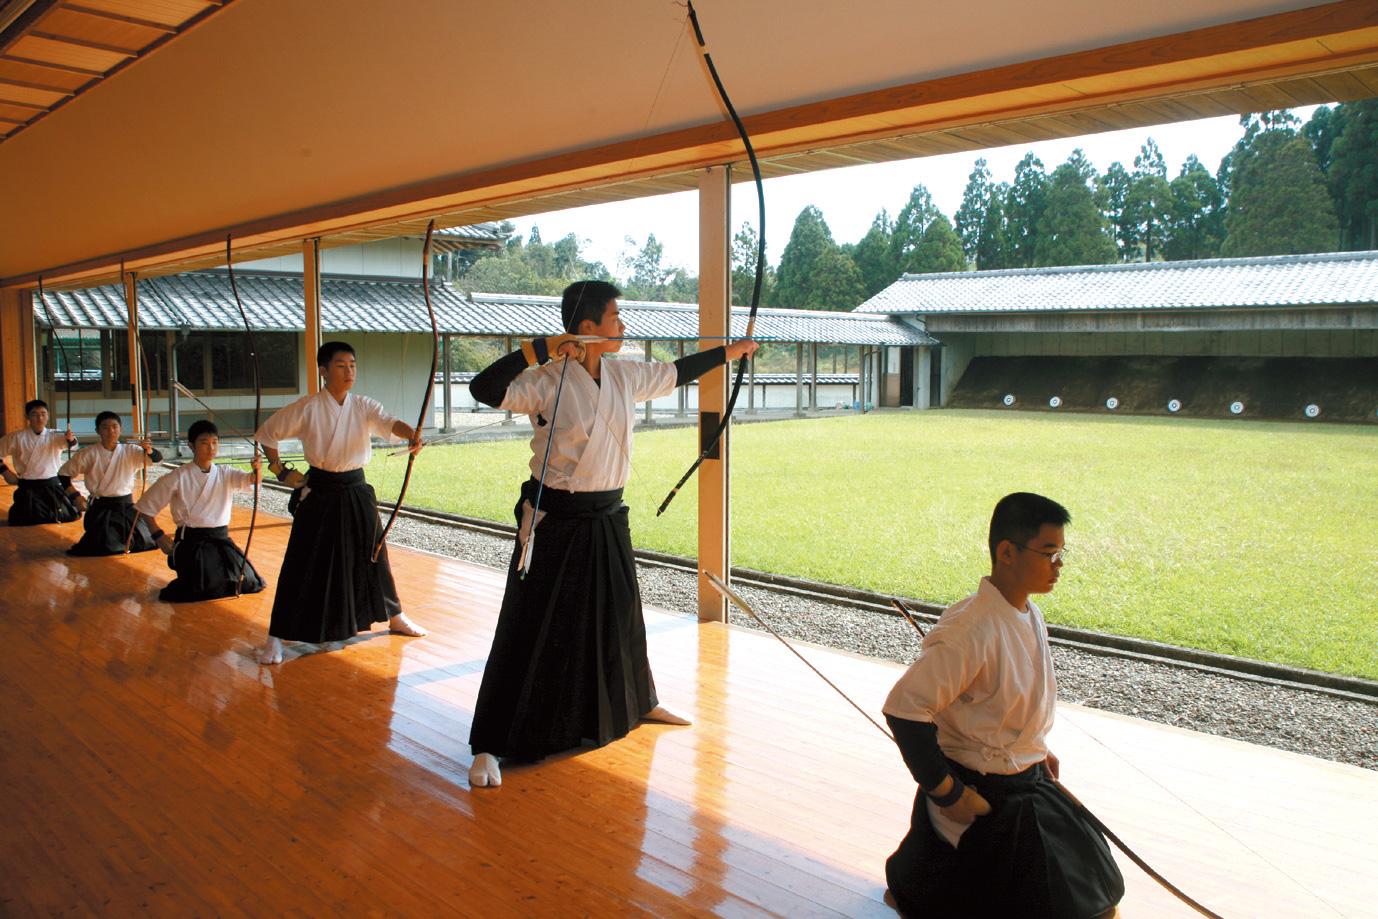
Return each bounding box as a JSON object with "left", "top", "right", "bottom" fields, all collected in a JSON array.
[
  {"left": 123, "top": 271, "right": 142, "bottom": 443},
  {"left": 697, "top": 165, "right": 731, "bottom": 623},
  {"left": 794, "top": 342, "right": 804, "bottom": 416},
  {"left": 810, "top": 342, "right": 818, "bottom": 411},
  {"left": 644, "top": 340, "right": 654, "bottom": 424},
  {"left": 502, "top": 335, "right": 513, "bottom": 424},
  {"left": 857, "top": 346, "right": 866, "bottom": 410},
  {"left": 303, "top": 238, "right": 323, "bottom": 395},
  {"left": 442, "top": 333, "right": 452, "bottom": 432},
  {"left": 676, "top": 340, "right": 687, "bottom": 416},
  {"left": 747, "top": 350, "right": 756, "bottom": 414},
  {"left": 166, "top": 330, "right": 181, "bottom": 456}
]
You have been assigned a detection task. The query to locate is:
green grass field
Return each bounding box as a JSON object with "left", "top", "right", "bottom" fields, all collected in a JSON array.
[{"left": 361, "top": 410, "right": 1378, "bottom": 680}]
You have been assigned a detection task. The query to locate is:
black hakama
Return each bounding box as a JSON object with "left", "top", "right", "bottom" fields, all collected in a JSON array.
[
  {"left": 266, "top": 468, "right": 401, "bottom": 643},
  {"left": 67, "top": 495, "right": 159, "bottom": 556},
  {"left": 8, "top": 477, "right": 80, "bottom": 526},
  {"left": 159, "top": 525, "right": 265, "bottom": 602},
  {"left": 886, "top": 760, "right": 1124, "bottom": 919},
  {"left": 468, "top": 479, "right": 657, "bottom": 760}
]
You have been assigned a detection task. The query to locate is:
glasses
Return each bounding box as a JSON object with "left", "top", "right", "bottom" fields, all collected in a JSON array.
[{"left": 1019, "top": 544, "right": 1068, "bottom": 564}]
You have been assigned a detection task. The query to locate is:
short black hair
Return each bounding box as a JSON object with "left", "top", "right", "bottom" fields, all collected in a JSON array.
[
  {"left": 560, "top": 280, "right": 620, "bottom": 333},
  {"left": 187, "top": 419, "right": 219, "bottom": 444},
  {"left": 989, "top": 492, "right": 1071, "bottom": 563},
  {"left": 24, "top": 399, "right": 47, "bottom": 415},
  {"left": 95, "top": 411, "right": 121, "bottom": 428},
  {"left": 317, "top": 340, "right": 356, "bottom": 368}
]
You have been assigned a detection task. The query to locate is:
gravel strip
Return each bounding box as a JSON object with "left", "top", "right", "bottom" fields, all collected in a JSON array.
[{"left": 223, "top": 476, "right": 1378, "bottom": 772}]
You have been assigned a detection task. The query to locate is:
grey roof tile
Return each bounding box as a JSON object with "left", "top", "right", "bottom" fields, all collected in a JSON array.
[
  {"left": 855, "top": 251, "right": 1378, "bottom": 315},
  {"left": 37, "top": 275, "right": 937, "bottom": 346}
]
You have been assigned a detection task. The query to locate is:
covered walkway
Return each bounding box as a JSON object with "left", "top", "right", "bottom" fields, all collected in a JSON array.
[{"left": 2, "top": 494, "right": 1374, "bottom": 916}]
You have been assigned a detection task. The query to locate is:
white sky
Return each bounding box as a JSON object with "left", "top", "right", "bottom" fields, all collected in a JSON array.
[{"left": 511, "top": 107, "right": 1319, "bottom": 275}]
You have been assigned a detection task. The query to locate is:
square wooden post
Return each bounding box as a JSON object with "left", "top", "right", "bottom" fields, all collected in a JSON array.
[
  {"left": 303, "top": 238, "right": 323, "bottom": 395},
  {"left": 697, "top": 166, "right": 731, "bottom": 623}
]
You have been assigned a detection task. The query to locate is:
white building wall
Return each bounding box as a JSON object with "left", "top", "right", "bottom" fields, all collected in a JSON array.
[{"left": 239, "top": 238, "right": 424, "bottom": 279}]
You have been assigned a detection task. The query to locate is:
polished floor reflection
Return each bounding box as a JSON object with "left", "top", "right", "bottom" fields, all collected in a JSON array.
[{"left": 2, "top": 494, "right": 1375, "bottom": 917}]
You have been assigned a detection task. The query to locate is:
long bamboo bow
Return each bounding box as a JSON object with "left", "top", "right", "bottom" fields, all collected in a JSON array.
[
  {"left": 225, "top": 235, "right": 262, "bottom": 596},
  {"left": 373, "top": 221, "right": 439, "bottom": 562},
  {"left": 656, "top": 0, "right": 764, "bottom": 517},
  {"left": 35, "top": 276, "right": 74, "bottom": 458}
]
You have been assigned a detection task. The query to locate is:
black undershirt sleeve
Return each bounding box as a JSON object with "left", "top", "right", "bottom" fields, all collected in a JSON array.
[
  {"left": 469, "top": 350, "right": 531, "bottom": 409},
  {"left": 471, "top": 345, "right": 730, "bottom": 408},
  {"left": 886, "top": 714, "right": 955, "bottom": 791},
  {"left": 673, "top": 346, "right": 727, "bottom": 386}
]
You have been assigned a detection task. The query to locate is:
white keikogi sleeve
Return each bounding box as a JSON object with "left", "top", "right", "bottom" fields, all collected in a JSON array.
[
  {"left": 626, "top": 360, "right": 678, "bottom": 403},
  {"left": 882, "top": 615, "right": 986, "bottom": 724},
  {"left": 500, "top": 364, "right": 559, "bottom": 416}
]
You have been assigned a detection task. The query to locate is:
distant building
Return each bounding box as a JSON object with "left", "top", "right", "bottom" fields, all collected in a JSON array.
[{"left": 857, "top": 252, "right": 1378, "bottom": 421}]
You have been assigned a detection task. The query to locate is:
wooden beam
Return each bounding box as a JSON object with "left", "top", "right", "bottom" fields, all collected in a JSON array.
[
  {"left": 0, "top": 52, "right": 104, "bottom": 76},
  {"left": 0, "top": 74, "right": 72, "bottom": 94},
  {"left": 58, "top": 3, "right": 179, "bottom": 34},
  {"left": 697, "top": 166, "right": 730, "bottom": 624},
  {"left": 28, "top": 30, "right": 139, "bottom": 56},
  {"left": 0, "top": 0, "right": 60, "bottom": 57}
]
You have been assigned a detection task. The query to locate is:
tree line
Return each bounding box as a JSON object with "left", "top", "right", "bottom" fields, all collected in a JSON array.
[{"left": 449, "top": 101, "right": 1378, "bottom": 315}]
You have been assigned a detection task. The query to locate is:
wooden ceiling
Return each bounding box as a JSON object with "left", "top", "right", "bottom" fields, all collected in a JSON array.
[
  {"left": 4, "top": 0, "right": 1378, "bottom": 289},
  {"left": 0, "top": 0, "right": 231, "bottom": 142}
]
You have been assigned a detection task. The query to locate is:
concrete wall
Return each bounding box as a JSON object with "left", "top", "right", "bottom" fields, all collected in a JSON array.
[{"left": 946, "top": 328, "right": 1378, "bottom": 358}]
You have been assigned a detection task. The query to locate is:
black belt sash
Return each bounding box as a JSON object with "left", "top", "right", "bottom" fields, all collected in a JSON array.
[
  {"left": 304, "top": 467, "right": 367, "bottom": 490},
  {"left": 175, "top": 525, "right": 230, "bottom": 541},
  {"left": 520, "top": 478, "right": 624, "bottom": 518}
]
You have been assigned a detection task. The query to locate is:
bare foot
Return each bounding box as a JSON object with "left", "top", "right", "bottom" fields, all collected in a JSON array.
[
  {"left": 255, "top": 636, "right": 284, "bottom": 665},
  {"left": 469, "top": 752, "right": 502, "bottom": 788},
  {"left": 641, "top": 704, "right": 691, "bottom": 725},
  {"left": 388, "top": 613, "right": 427, "bottom": 637}
]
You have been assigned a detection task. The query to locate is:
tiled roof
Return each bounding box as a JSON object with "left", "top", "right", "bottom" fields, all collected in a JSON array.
[
  {"left": 429, "top": 223, "right": 506, "bottom": 251},
  {"left": 469, "top": 294, "right": 937, "bottom": 345},
  {"left": 37, "top": 274, "right": 937, "bottom": 346},
  {"left": 855, "top": 250, "right": 1378, "bottom": 315}
]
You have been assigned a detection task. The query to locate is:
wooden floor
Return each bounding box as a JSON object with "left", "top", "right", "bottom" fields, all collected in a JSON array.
[{"left": 2, "top": 494, "right": 1376, "bottom": 918}]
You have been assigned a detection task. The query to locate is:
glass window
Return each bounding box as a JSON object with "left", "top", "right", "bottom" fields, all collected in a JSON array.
[{"left": 51, "top": 329, "right": 104, "bottom": 392}]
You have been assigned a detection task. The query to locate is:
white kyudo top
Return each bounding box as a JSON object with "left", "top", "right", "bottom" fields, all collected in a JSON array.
[
  {"left": 883, "top": 577, "right": 1057, "bottom": 777},
  {"left": 502, "top": 358, "right": 677, "bottom": 492},
  {"left": 1, "top": 428, "right": 69, "bottom": 480},
  {"left": 135, "top": 463, "right": 254, "bottom": 529},
  {"left": 256, "top": 389, "right": 398, "bottom": 472},
  {"left": 59, "top": 443, "right": 150, "bottom": 498}
]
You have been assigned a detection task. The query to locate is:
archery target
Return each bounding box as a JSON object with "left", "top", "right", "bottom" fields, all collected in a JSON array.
[
  {"left": 1105, "top": 397, "right": 1119, "bottom": 410},
  {"left": 1167, "top": 399, "right": 1182, "bottom": 413},
  {"left": 1002, "top": 394, "right": 1015, "bottom": 406},
  {"left": 1048, "top": 396, "right": 1062, "bottom": 408},
  {"left": 1230, "top": 401, "right": 1244, "bottom": 415},
  {"left": 1305, "top": 404, "right": 1321, "bottom": 418}
]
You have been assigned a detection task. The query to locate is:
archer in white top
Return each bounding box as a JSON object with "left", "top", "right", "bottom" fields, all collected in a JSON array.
[
  {"left": 60, "top": 412, "right": 160, "bottom": 501},
  {"left": 2, "top": 399, "right": 81, "bottom": 526},
  {"left": 501, "top": 357, "right": 676, "bottom": 493},
  {"left": 256, "top": 388, "right": 399, "bottom": 472},
  {"left": 136, "top": 454, "right": 255, "bottom": 530},
  {"left": 1, "top": 402, "right": 76, "bottom": 481},
  {"left": 881, "top": 493, "right": 1123, "bottom": 918},
  {"left": 252, "top": 341, "right": 426, "bottom": 665}
]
